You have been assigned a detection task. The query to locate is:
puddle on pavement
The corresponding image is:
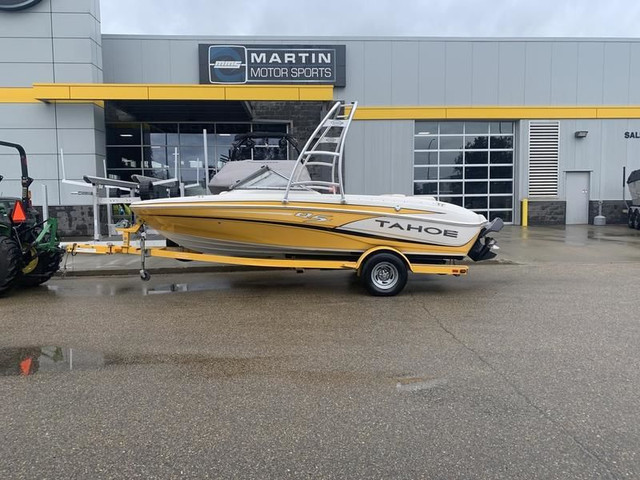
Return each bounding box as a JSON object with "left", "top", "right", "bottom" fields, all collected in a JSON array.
[
  {"left": 396, "top": 376, "right": 447, "bottom": 392},
  {"left": 42, "top": 280, "right": 231, "bottom": 297},
  {"left": 0, "top": 346, "right": 285, "bottom": 378},
  {"left": 44, "top": 275, "right": 308, "bottom": 297},
  {"left": 1, "top": 346, "right": 444, "bottom": 394},
  {"left": 142, "top": 282, "right": 231, "bottom": 295},
  {"left": 0, "top": 346, "right": 105, "bottom": 376}
]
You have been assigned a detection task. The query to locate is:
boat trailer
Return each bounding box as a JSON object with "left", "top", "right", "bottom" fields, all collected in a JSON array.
[{"left": 64, "top": 222, "right": 470, "bottom": 295}]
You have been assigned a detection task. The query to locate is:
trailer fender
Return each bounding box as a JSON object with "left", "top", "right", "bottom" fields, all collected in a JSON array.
[{"left": 355, "top": 246, "right": 412, "bottom": 273}]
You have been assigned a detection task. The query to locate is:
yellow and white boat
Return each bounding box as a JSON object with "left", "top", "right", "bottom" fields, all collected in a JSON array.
[
  {"left": 131, "top": 101, "right": 502, "bottom": 295},
  {"left": 131, "top": 188, "right": 499, "bottom": 263}
]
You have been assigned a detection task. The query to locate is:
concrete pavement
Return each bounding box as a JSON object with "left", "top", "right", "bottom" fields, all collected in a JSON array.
[{"left": 2, "top": 259, "right": 640, "bottom": 478}]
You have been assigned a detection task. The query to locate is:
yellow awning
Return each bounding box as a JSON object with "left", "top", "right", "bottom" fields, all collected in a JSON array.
[{"left": 0, "top": 83, "right": 334, "bottom": 103}]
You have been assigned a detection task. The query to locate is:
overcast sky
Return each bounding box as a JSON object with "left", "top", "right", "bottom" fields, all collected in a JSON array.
[{"left": 100, "top": 0, "right": 640, "bottom": 37}]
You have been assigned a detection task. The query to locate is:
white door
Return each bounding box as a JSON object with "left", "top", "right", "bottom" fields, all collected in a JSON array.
[{"left": 565, "top": 172, "right": 590, "bottom": 224}]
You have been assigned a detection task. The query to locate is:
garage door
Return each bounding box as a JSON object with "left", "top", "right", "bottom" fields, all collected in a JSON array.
[{"left": 414, "top": 121, "right": 515, "bottom": 223}]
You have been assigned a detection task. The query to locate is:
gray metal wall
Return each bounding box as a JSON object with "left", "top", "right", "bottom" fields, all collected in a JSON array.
[
  {"left": 103, "top": 36, "right": 640, "bottom": 106},
  {"left": 518, "top": 119, "right": 640, "bottom": 202},
  {"left": 344, "top": 121, "right": 414, "bottom": 195},
  {"left": 5, "top": 24, "right": 640, "bottom": 206},
  {"left": 0, "top": 0, "right": 103, "bottom": 206},
  {"left": 102, "top": 36, "right": 640, "bottom": 203}
]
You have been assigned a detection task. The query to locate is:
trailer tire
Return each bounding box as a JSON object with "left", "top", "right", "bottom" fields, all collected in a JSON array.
[
  {"left": 629, "top": 210, "right": 635, "bottom": 229},
  {"left": 18, "top": 249, "right": 63, "bottom": 287},
  {"left": 0, "top": 235, "right": 21, "bottom": 295},
  {"left": 634, "top": 212, "right": 640, "bottom": 230},
  {"left": 360, "top": 252, "right": 408, "bottom": 296}
]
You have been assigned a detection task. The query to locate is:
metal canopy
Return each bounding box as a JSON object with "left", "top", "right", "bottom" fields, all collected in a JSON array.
[{"left": 105, "top": 100, "right": 252, "bottom": 123}]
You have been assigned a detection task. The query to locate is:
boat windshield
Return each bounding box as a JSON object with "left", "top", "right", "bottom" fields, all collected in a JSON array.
[
  {"left": 230, "top": 166, "right": 311, "bottom": 191},
  {"left": 230, "top": 101, "right": 357, "bottom": 198}
]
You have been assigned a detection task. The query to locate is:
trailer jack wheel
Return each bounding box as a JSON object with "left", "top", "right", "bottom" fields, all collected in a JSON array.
[{"left": 140, "top": 269, "right": 151, "bottom": 281}]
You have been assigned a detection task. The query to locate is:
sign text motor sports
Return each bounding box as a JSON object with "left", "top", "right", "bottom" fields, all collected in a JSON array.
[{"left": 199, "top": 44, "right": 346, "bottom": 86}]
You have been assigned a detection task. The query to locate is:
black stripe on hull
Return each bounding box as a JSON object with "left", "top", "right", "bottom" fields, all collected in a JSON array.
[{"left": 142, "top": 213, "right": 469, "bottom": 249}]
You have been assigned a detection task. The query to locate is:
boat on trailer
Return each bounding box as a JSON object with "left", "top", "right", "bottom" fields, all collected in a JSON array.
[{"left": 125, "top": 101, "right": 503, "bottom": 295}]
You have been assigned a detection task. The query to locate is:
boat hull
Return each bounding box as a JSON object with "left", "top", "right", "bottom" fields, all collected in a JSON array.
[{"left": 131, "top": 193, "right": 488, "bottom": 261}]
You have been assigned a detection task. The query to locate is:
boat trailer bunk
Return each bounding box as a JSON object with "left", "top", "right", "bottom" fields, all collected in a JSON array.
[{"left": 64, "top": 222, "right": 471, "bottom": 296}]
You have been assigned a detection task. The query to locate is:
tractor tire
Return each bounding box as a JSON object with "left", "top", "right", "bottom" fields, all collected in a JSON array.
[
  {"left": 18, "top": 249, "right": 63, "bottom": 287},
  {"left": 0, "top": 235, "right": 21, "bottom": 295}
]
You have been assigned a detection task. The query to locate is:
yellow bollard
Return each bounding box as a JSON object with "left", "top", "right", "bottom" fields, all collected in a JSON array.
[{"left": 522, "top": 198, "right": 528, "bottom": 227}]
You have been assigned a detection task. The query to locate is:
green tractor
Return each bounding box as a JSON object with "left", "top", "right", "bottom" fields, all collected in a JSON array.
[{"left": 0, "top": 141, "right": 64, "bottom": 295}]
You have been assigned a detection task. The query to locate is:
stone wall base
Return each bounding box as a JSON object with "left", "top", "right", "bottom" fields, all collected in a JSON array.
[
  {"left": 33, "top": 205, "right": 109, "bottom": 238},
  {"left": 527, "top": 200, "right": 628, "bottom": 225},
  {"left": 527, "top": 200, "right": 566, "bottom": 225},
  {"left": 249, "top": 101, "right": 330, "bottom": 148},
  {"left": 588, "top": 201, "right": 627, "bottom": 224}
]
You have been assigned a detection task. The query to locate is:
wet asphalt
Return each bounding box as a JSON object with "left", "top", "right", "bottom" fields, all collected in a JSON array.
[{"left": 2, "top": 226, "right": 640, "bottom": 479}]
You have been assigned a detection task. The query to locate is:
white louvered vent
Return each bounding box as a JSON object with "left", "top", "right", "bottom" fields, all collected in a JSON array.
[{"left": 528, "top": 121, "right": 559, "bottom": 196}]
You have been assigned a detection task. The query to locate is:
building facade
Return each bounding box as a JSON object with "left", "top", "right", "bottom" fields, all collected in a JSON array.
[{"left": 2, "top": 0, "right": 640, "bottom": 234}]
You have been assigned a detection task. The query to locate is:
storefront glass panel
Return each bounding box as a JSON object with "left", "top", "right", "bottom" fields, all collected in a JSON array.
[{"left": 106, "top": 121, "right": 289, "bottom": 193}]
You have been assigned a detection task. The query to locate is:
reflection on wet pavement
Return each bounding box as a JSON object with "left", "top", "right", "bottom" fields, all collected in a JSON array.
[
  {"left": 506, "top": 224, "right": 640, "bottom": 245},
  {"left": 0, "top": 346, "right": 438, "bottom": 391},
  {"left": 0, "top": 346, "right": 104, "bottom": 376},
  {"left": 396, "top": 376, "right": 447, "bottom": 392},
  {"left": 496, "top": 225, "right": 640, "bottom": 264},
  {"left": 143, "top": 282, "right": 231, "bottom": 295},
  {"left": 0, "top": 346, "right": 280, "bottom": 377}
]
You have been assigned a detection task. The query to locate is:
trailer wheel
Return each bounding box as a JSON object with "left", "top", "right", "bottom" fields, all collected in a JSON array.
[
  {"left": 360, "top": 252, "right": 408, "bottom": 296},
  {"left": 629, "top": 210, "right": 635, "bottom": 229},
  {"left": 0, "top": 235, "right": 21, "bottom": 295},
  {"left": 634, "top": 212, "right": 640, "bottom": 230},
  {"left": 18, "top": 249, "right": 63, "bottom": 287}
]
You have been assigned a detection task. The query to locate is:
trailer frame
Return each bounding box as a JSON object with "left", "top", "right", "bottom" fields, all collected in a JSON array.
[{"left": 64, "top": 222, "right": 469, "bottom": 295}]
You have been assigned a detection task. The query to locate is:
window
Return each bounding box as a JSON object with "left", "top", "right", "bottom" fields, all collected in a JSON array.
[
  {"left": 106, "top": 121, "right": 290, "bottom": 190},
  {"left": 414, "top": 121, "right": 515, "bottom": 223}
]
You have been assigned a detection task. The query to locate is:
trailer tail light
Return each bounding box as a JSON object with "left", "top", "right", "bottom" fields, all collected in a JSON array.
[{"left": 11, "top": 200, "right": 27, "bottom": 223}]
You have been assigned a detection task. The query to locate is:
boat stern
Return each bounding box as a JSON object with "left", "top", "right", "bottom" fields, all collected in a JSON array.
[{"left": 467, "top": 217, "right": 504, "bottom": 261}]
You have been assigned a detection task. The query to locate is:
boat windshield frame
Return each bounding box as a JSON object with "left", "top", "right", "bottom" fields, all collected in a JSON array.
[{"left": 229, "top": 165, "right": 314, "bottom": 192}]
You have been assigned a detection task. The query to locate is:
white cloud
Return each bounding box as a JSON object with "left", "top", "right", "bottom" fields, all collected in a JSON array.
[{"left": 100, "top": 0, "right": 640, "bottom": 37}]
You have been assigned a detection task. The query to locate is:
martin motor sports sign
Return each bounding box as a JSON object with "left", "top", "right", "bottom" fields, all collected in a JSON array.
[{"left": 199, "top": 44, "right": 346, "bottom": 86}]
